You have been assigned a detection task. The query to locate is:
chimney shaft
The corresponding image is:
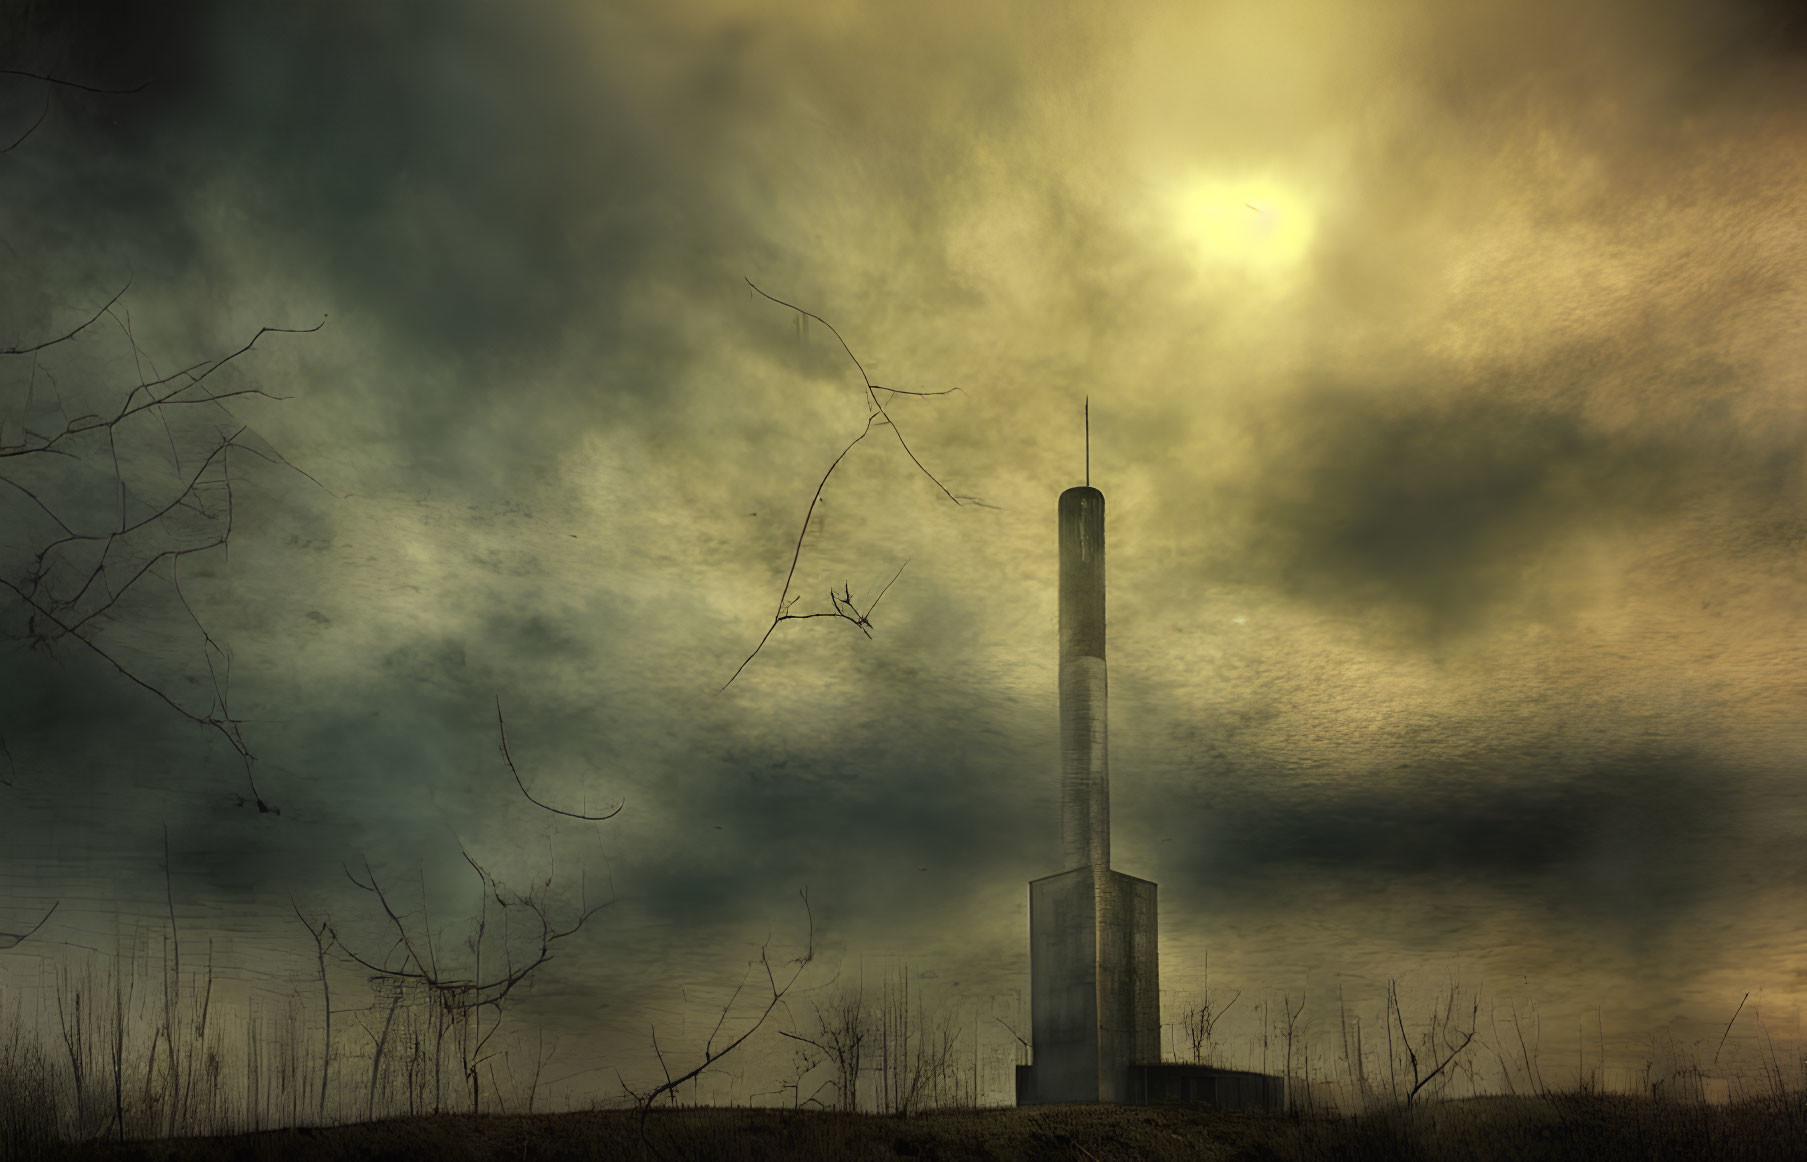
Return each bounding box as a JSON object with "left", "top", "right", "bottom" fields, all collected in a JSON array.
[{"left": 1059, "top": 485, "right": 1109, "bottom": 872}]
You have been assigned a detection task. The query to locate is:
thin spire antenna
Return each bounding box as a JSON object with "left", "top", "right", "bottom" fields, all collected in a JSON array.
[{"left": 1085, "top": 397, "right": 1090, "bottom": 487}]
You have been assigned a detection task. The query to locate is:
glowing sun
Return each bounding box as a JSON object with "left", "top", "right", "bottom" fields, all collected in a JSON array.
[{"left": 1166, "top": 174, "right": 1316, "bottom": 277}]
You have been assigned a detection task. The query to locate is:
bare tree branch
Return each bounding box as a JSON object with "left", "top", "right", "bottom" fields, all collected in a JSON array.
[
  {"left": 1388, "top": 977, "right": 1481, "bottom": 1109},
  {"left": 3, "top": 280, "right": 328, "bottom": 810},
  {"left": 495, "top": 695, "right": 622, "bottom": 820},
  {"left": 0, "top": 68, "right": 145, "bottom": 155},
  {"left": 320, "top": 706, "right": 618, "bottom": 1114},
  {"left": 724, "top": 282, "right": 983, "bottom": 689},
  {"left": 288, "top": 897, "right": 335, "bottom": 1118},
  {"left": 0, "top": 900, "right": 58, "bottom": 950},
  {"left": 0, "top": 68, "right": 147, "bottom": 95},
  {"left": 0, "top": 86, "right": 50, "bottom": 154},
  {"left": 1408, "top": 1022, "right": 1477, "bottom": 1108},
  {"left": 626, "top": 889, "right": 814, "bottom": 1155},
  {"left": 0, "top": 278, "right": 132, "bottom": 358},
  {"left": 1713, "top": 992, "right": 1748, "bottom": 1065}
]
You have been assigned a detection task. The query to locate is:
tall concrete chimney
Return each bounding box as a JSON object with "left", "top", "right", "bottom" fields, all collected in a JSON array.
[
  {"left": 1019, "top": 410, "right": 1161, "bottom": 1106},
  {"left": 1059, "top": 485, "right": 1110, "bottom": 874}
]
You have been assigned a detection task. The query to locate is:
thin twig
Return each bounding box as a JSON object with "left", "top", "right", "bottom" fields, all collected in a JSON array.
[
  {"left": 634, "top": 889, "right": 814, "bottom": 1153},
  {"left": 495, "top": 696, "right": 622, "bottom": 820},
  {"left": 0, "top": 68, "right": 147, "bottom": 95},
  {"left": 1714, "top": 992, "right": 1748, "bottom": 1065},
  {"left": 0, "top": 278, "right": 132, "bottom": 356},
  {"left": 0, "top": 900, "right": 59, "bottom": 949},
  {"left": 0, "top": 87, "right": 50, "bottom": 154},
  {"left": 725, "top": 283, "right": 977, "bottom": 689},
  {"left": 4, "top": 299, "right": 327, "bottom": 811},
  {"left": 744, "top": 279, "right": 965, "bottom": 504}
]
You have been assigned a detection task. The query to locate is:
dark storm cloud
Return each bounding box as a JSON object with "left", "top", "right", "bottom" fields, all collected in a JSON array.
[
  {"left": 631, "top": 682, "right": 1051, "bottom": 929},
  {"left": 189, "top": 6, "right": 672, "bottom": 353},
  {"left": 1170, "top": 744, "right": 1734, "bottom": 892},
  {"left": 4, "top": 0, "right": 806, "bottom": 488},
  {"left": 1232, "top": 348, "right": 1804, "bottom": 630},
  {"left": 1153, "top": 744, "right": 1768, "bottom": 958}
]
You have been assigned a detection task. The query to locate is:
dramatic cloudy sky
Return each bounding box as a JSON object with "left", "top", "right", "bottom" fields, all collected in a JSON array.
[{"left": 2, "top": 0, "right": 1803, "bottom": 1106}]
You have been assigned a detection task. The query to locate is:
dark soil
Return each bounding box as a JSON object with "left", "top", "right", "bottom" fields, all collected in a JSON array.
[{"left": 33, "top": 1095, "right": 1807, "bottom": 1162}]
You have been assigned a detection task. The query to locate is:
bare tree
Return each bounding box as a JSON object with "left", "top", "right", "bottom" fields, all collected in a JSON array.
[
  {"left": 291, "top": 699, "right": 614, "bottom": 1117},
  {"left": 3, "top": 58, "right": 328, "bottom": 813},
  {"left": 780, "top": 983, "right": 868, "bottom": 1111},
  {"left": 722, "top": 283, "right": 985, "bottom": 691},
  {"left": 310, "top": 842, "right": 608, "bottom": 1117},
  {"left": 1, "top": 292, "right": 325, "bottom": 812},
  {"left": 289, "top": 899, "right": 333, "bottom": 1119},
  {"left": 1337, "top": 982, "right": 1372, "bottom": 1109},
  {"left": 1385, "top": 977, "right": 1479, "bottom": 1109},
  {"left": 620, "top": 890, "right": 815, "bottom": 1159},
  {"left": 859, "top": 961, "right": 973, "bottom": 1115},
  {"left": 896, "top": 999, "right": 968, "bottom": 1112},
  {"left": 1278, "top": 992, "right": 1307, "bottom": 1113},
  {"left": 1175, "top": 957, "right": 1240, "bottom": 1065},
  {"left": 356, "top": 979, "right": 405, "bottom": 1122},
  {"left": 3, "top": 59, "right": 317, "bottom": 980},
  {"left": 751, "top": 1041, "right": 830, "bottom": 1110},
  {"left": 1, "top": 280, "right": 318, "bottom": 807}
]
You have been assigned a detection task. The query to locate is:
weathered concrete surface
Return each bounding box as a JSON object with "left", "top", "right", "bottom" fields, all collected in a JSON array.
[
  {"left": 1024, "top": 483, "right": 1161, "bottom": 1106},
  {"left": 1025, "top": 867, "right": 1160, "bottom": 1104},
  {"left": 1059, "top": 486, "right": 1109, "bottom": 873},
  {"left": 1027, "top": 866, "right": 1099, "bottom": 1104},
  {"left": 1096, "top": 870, "right": 1160, "bottom": 1102}
]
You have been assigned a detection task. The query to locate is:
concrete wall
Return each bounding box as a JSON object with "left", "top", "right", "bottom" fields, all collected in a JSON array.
[
  {"left": 1097, "top": 870, "right": 1159, "bottom": 1102},
  {"left": 1028, "top": 866, "right": 1098, "bottom": 1102},
  {"left": 1026, "top": 866, "right": 1159, "bottom": 1104},
  {"left": 1128, "top": 1065, "right": 1285, "bottom": 1110}
]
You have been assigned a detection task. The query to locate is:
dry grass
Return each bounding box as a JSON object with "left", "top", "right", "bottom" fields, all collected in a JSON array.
[
  {"left": 6, "top": 947, "right": 1805, "bottom": 1160},
  {"left": 16, "top": 1094, "right": 1805, "bottom": 1162}
]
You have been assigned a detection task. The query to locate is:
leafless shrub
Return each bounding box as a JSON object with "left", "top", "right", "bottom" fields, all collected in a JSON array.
[
  {"left": 780, "top": 984, "right": 868, "bottom": 1111},
  {"left": 291, "top": 697, "right": 614, "bottom": 1116},
  {"left": 862, "top": 962, "right": 978, "bottom": 1115},
  {"left": 298, "top": 842, "right": 608, "bottom": 1118},
  {"left": 1385, "top": 976, "right": 1479, "bottom": 1110},
  {"left": 1277, "top": 992, "right": 1307, "bottom": 1114},
  {"left": 1175, "top": 956, "right": 1241, "bottom": 1066},
  {"left": 0, "top": 1005, "right": 64, "bottom": 1158}
]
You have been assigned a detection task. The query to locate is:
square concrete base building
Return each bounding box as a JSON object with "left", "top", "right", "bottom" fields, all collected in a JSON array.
[
  {"left": 1023, "top": 866, "right": 1160, "bottom": 1103},
  {"left": 1018, "top": 480, "right": 1162, "bottom": 1105}
]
